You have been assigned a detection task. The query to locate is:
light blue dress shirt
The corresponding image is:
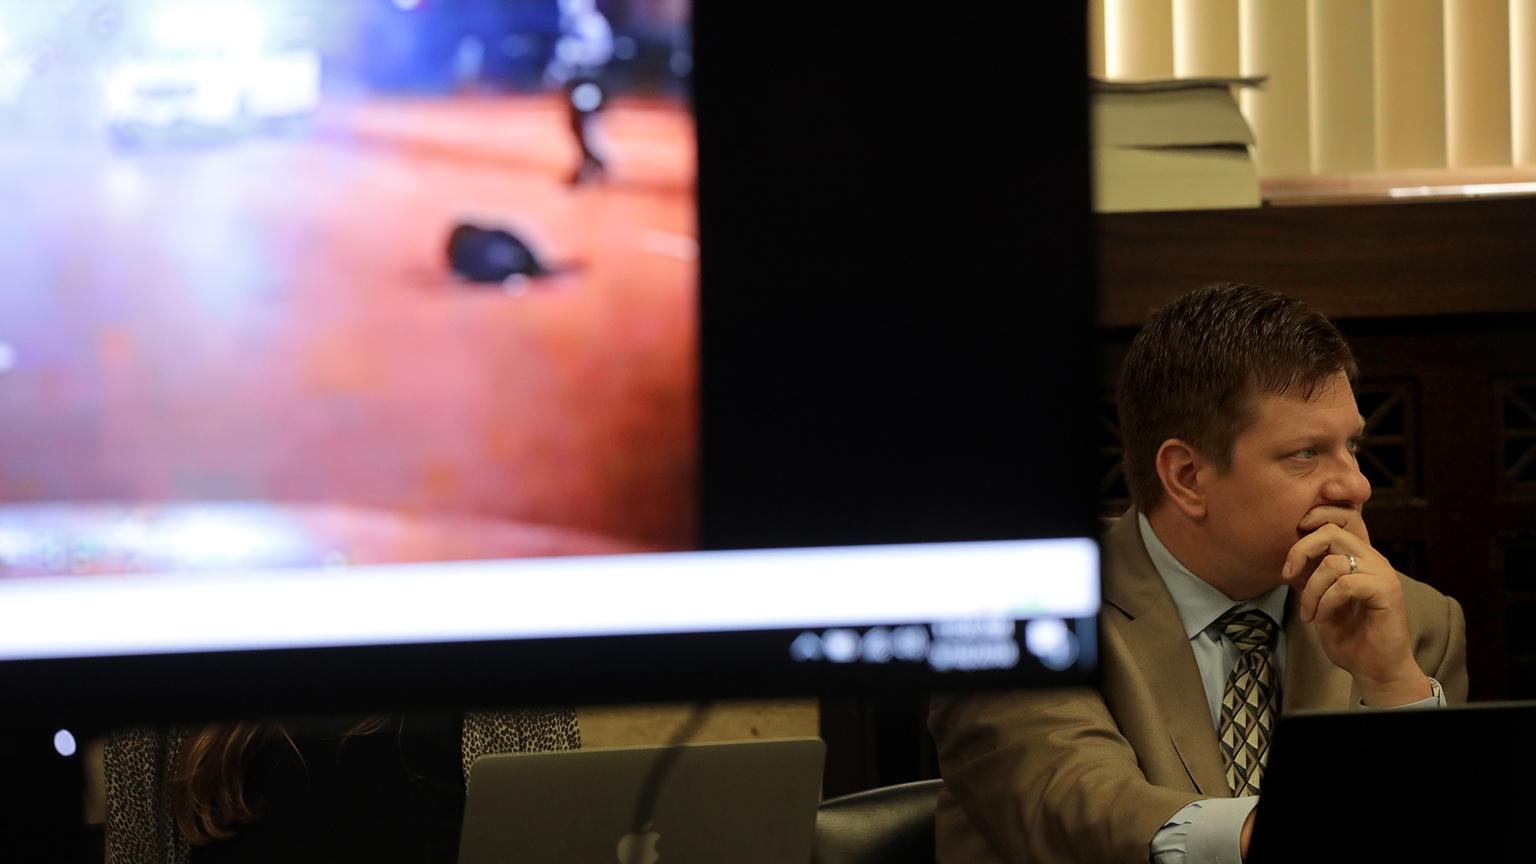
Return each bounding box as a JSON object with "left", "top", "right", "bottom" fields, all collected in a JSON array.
[{"left": 1137, "top": 512, "right": 1443, "bottom": 864}]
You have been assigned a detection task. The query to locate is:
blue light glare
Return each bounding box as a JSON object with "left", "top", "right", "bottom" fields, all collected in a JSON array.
[{"left": 571, "top": 82, "right": 603, "bottom": 112}]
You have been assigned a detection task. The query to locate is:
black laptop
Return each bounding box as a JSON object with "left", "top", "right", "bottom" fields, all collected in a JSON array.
[{"left": 1247, "top": 701, "right": 1536, "bottom": 862}]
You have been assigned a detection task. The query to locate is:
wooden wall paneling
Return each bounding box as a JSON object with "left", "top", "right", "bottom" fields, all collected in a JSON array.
[
  {"left": 1353, "top": 380, "right": 1418, "bottom": 499},
  {"left": 1496, "top": 378, "right": 1536, "bottom": 496},
  {"left": 1096, "top": 196, "right": 1536, "bottom": 328},
  {"left": 1343, "top": 319, "right": 1536, "bottom": 700},
  {"left": 1498, "top": 533, "right": 1536, "bottom": 697},
  {"left": 1495, "top": 377, "right": 1536, "bottom": 698}
]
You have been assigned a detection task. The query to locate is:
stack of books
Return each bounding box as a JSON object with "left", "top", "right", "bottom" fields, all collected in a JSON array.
[{"left": 1091, "top": 76, "right": 1264, "bottom": 213}]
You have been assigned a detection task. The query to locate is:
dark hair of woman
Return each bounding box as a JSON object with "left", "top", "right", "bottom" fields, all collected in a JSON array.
[{"left": 170, "top": 717, "right": 388, "bottom": 844}]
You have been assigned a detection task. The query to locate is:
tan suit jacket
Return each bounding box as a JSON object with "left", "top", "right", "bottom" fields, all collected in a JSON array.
[{"left": 929, "top": 514, "right": 1468, "bottom": 864}]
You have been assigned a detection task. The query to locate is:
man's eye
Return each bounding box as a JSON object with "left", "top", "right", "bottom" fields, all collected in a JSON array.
[
  {"left": 1293, "top": 448, "right": 1317, "bottom": 459},
  {"left": 1347, "top": 438, "right": 1362, "bottom": 453}
]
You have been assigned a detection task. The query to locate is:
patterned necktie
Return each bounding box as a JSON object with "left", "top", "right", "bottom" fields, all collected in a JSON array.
[{"left": 1217, "top": 608, "right": 1280, "bottom": 797}]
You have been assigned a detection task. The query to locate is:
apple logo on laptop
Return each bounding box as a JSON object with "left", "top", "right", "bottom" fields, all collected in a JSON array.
[{"left": 616, "top": 821, "right": 661, "bottom": 864}]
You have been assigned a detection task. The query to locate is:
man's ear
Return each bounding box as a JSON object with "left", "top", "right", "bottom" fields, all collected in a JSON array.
[{"left": 1154, "top": 438, "right": 1208, "bottom": 520}]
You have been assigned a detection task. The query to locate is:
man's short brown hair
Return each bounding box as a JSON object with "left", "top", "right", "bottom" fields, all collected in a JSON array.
[{"left": 1117, "top": 283, "right": 1359, "bottom": 509}]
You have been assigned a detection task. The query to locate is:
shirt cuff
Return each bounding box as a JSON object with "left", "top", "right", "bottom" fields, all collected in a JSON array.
[
  {"left": 1150, "top": 796, "right": 1258, "bottom": 864},
  {"left": 1358, "top": 676, "right": 1446, "bottom": 710}
]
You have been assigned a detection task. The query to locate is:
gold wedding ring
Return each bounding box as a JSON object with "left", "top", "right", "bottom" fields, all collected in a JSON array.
[{"left": 1347, "top": 554, "right": 1359, "bottom": 574}]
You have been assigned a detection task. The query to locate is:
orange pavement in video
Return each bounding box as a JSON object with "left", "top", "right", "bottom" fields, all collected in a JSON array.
[{"left": 0, "top": 93, "right": 697, "bottom": 577}]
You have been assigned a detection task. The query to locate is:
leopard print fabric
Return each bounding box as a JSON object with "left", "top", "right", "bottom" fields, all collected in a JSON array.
[
  {"left": 460, "top": 707, "right": 581, "bottom": 783},
  {"left": 104, "top": 709, "right": 580, "bottom": 864},
  {"left": 104, "top": 726, "right": 191, "bottom": 864}
]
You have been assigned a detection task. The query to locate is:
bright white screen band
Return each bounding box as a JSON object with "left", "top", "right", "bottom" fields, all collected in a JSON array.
[{"left": 0, "top": 537, "right": 1098, "bottom": 661}]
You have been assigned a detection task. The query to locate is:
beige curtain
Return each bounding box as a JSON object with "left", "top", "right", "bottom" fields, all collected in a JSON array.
[
  {"left": 1241, "top": 0, "right": 1311, "bottom": 176},
  {"left": 1446, "top": 0, "right": 1512, "bottom": 167},
  {"left": 1174, "top": 0, "right": 1240, "bottom": 76},
  {"left": 1309, "top": 0, "right": 1375, "bottom": 173},
  {"left": 1515, "top": 0, "right": 1536, "bottom": 164},
  {"left": 1106, "top": 0, "right": 1175, "bottom": 78},
  {"left": 1092, "top": 0, "right": 1535, "bottom": 177},
  {"left": 1090, "top": 0, "right": 1108, "bottom": 78}
]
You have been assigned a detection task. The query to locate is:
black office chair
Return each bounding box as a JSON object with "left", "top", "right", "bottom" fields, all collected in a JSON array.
[{"left": 812, "top": 778, "right": 943, "bottom": 864}]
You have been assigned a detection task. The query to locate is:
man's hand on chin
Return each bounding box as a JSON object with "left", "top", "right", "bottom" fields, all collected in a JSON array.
[{"left": 1281, "top": 506, "right": 1431, "bottom": 706}]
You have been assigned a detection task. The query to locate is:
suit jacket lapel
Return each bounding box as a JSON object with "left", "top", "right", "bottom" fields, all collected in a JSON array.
[
  {"left": 1281, "top": 590, "right": 1354, "bottom": 712},
  {"left": 1103, "top": 513, "right": 1231, "bottom": 796}
]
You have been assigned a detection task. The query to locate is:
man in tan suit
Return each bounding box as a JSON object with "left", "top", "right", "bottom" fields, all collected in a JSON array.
[{"left": 929, "top": 284, "right": 1467, "bottom": 864}]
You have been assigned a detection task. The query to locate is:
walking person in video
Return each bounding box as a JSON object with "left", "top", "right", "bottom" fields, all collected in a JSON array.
[{"left": 546, "top": 0, "right": 615, "bottom": 185}]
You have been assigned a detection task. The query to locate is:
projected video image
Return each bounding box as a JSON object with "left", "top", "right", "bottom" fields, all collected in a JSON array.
[{"left": 0, "top": 0, "right": 696, "bottom": 577}]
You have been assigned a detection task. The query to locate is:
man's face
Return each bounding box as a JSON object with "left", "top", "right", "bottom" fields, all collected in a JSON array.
[{"left": 1199, "top": 371, "right": 1372, "bottom": 589}]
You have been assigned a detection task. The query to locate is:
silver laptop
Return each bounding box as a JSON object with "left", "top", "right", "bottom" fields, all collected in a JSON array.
[{"left": 457, "top": 738, "right": 826, "bottom": 864}]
